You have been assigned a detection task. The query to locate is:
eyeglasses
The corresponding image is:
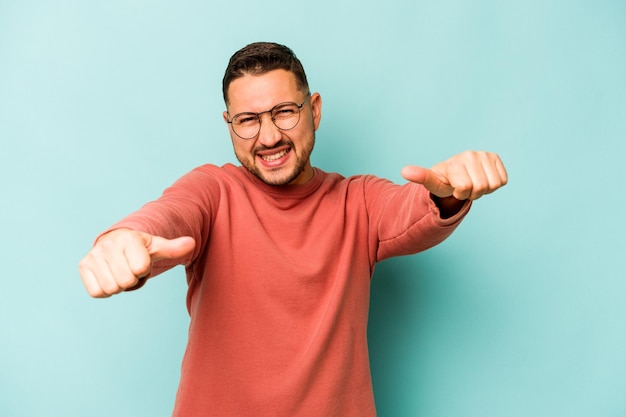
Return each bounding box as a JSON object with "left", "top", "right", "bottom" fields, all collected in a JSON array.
[{"left": 226, "top": 97, "right": 309, "bottom": 140}]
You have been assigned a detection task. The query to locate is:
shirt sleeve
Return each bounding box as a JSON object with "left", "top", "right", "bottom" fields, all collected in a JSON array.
[
  {"left": 98, "top": 166, "right": 221, "bottom": 285},
  {"left": 363, "top": 176, "right": 471, "bottom": 262}
]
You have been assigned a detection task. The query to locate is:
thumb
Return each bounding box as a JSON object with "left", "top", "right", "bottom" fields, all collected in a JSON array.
[
  {"left": 401, "top": 165, "right": 453, "bottom": 198},
  {"left": 146, "top": 235, "right": 196, "bottom": 263}
]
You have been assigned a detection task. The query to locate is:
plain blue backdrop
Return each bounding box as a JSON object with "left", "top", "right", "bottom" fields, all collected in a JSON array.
[{"left": 1, "top": 1, "right": 625, "bottom": 416}]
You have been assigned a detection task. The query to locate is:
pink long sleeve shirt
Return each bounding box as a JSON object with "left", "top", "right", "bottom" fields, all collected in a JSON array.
[{"left": 108, "top": 163, "right": 470, "bottom": 417}]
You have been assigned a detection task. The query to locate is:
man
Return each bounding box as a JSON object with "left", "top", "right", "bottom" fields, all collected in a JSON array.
[{"left": 79, "top": 42, "right": 507, "bottom": 416}]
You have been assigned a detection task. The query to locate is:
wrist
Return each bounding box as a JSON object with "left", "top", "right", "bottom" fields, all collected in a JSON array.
[{"left": 431, "top": 195, "right": 466, "bottom": 219}]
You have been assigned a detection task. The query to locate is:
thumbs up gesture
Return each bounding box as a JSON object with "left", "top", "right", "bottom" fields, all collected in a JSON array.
[
  {"left": 78, "top": 229, "right": 196, "bottom": 298},
  {"left": 401, "top": 150, "right": 508, "bottom": 201}
]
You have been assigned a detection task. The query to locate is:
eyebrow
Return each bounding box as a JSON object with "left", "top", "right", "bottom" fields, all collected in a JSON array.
[{"left": 228, "top": 95, "right": 308, "bottom": 117}]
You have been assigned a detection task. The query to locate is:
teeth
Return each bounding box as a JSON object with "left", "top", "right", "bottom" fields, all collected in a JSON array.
[{"left": 261, "top": 149, "right": 288, "bottom": 161}]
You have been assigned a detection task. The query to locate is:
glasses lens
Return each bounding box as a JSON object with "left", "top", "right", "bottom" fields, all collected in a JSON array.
[
  {"left": 232, "top": 113, "right": 260, "bottom": 139},
  {"left": 271, "top": 103, "right": 301, "bottom": 130}
]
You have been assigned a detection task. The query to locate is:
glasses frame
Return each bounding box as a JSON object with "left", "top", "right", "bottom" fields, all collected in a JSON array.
[{"left": 226, "top": 96, "right": 309, "bottom": 140}]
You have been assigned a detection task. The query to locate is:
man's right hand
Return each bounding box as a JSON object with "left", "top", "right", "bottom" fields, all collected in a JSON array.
[{"left": 78, "top": 229, "right": 196, "bottom": 298}]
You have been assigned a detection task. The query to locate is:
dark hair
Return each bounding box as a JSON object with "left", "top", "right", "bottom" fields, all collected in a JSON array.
[{"left": 222, "top": 42, "right": 309, "bottom": 105}]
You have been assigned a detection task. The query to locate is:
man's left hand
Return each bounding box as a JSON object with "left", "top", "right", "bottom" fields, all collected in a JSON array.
[{"left": 401, "top": 150, "right": 508, "bottom": 201}]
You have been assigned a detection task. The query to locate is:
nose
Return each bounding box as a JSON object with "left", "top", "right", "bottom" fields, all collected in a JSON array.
[{"left": 257, "top": 112, "right": 282, "bottom": 147}]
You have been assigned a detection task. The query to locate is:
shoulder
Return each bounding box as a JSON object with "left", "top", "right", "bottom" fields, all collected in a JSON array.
[
  {"left": 159, "top": 164, "right": 249, "bottom": 205},
  {"left": 172, "top": 163, "right": 249, "bottom": 188},
  {"left": 316, "top": 169, "right": 391, "bottom": 188},
  {"left": 312, "top": 170, "right": 407, "bottom": 206},
  {"left": 186, "top": 163, "right": 238, "bottom": 179}
]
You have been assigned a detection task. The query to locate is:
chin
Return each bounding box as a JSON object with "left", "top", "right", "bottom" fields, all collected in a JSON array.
[{"left": 257, "top": 167, "right": 302, "bottom": 186}]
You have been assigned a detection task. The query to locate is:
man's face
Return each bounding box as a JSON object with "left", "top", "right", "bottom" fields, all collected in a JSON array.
[{"left": 223, "top": 69, "right": 322, "bottom": 186}]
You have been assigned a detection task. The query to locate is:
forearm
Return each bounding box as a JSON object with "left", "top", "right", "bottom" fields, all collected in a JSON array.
[{"left": 374, "top": 182, "right": 470, "bottom": 261}]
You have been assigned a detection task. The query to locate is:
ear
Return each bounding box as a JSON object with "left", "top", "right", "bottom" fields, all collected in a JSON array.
[
  {"left": 310, "top": 92, "right": 322, "bottom": 131},
  {"left": 222, "top": 111, "right": 230, "bottom": 124}
]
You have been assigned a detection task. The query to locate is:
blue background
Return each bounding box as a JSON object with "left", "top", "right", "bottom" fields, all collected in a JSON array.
[{"left": 1, "top": 1, "right": 625, "bottom": 416}]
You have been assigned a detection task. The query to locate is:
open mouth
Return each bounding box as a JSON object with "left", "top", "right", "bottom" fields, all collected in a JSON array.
[
  {"left": 256, "top": 146, "right": 292, "bottom": 167},
  {"left": 260, "top": 149, "right": 289, "bottom": 162}
]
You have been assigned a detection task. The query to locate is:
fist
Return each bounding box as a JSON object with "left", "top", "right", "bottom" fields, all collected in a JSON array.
[
  {"left": 78, "top": 229, "right": 195, "bottom": 298},
  {"left": 401, "top": 150, "right": 508, "bottom": 201}
]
